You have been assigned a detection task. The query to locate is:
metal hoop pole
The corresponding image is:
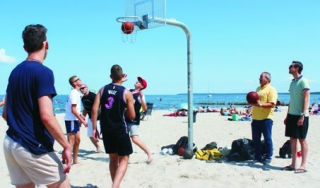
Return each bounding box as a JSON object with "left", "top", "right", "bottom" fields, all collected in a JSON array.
[{"left": 153, "top": 18, "right": 194, "bottom": 150}]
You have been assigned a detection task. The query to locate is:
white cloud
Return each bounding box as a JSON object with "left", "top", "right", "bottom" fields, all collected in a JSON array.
[{"left": 0, "top": 48, "right": 16, "bottom": 64}]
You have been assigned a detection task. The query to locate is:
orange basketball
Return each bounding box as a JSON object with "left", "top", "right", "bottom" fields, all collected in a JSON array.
[
  {"left": 121, "top": 22, "right": 134, "bottom": 34},
  {"left": 246, "top": 91, "right": 259, "bottom": 104}
]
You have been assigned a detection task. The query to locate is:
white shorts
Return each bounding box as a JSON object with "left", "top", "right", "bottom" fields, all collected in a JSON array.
[
  {"left": 3, "top": 135, "right": 67, "bottom": 187},
  {"left": 128, "top": 123, "right": 139, "bottom": 136},
  {"left": 87, "top": 118, "right": 101, "bottom": 137}
]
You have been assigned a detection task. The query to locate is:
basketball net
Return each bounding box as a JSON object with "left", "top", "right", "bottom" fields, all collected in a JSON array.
[{"left": 117, "top": 16, "right": 141, "bottom": 43}]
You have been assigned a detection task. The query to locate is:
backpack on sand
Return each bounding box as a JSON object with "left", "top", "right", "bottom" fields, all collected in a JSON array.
[
  {"left": 173, "top": 136, "right": 197, "bottom": 155},
  {"left": 279, "top": 140, "right": 292, "bottom": 158},
  {"left": 226, "top": 138, "right": 255, "bottom": 161}
]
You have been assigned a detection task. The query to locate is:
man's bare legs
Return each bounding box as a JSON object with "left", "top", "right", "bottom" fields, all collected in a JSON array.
[
  {"left": 47, "top": 177, "right": 70, "bottom": 188},
  {"left": 131, "top": 135, "right": 153, "bottom": 164},
  {"left": 298, "top": 138, "right": 308, "bottom": 171},
  {"left": 16, "top": 182, "right": 35, "bottom": 188},
  {"left": 68, "top": 132, "right": 81, "bottom": 164},
  {"left": 288, "top": 137, "right": 298, "bottom": 169},
  {"left": 90, "top": 137, "right": 102, "bottom": 152},
  {"left": 16, "top": 177, "right": 70, "bottom": 188},
  {"left": 109, "top": 154, "right": 129, "bottom": 188}
]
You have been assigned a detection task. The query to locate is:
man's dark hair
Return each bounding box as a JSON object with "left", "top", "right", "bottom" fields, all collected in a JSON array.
[
  {"left": 22, "top": 24, "right": 47, "bottom": 53},
  {"left": 292, "top": 61, "right": 303, "bottom": 74},
  {"left": 111, "top": 64, "right": 123, "bottom": 81}
]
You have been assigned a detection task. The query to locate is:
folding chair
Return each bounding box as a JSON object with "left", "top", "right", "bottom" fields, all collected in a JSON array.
[{"left": 140, "top": 102, "right": 153, "bottom": 120}]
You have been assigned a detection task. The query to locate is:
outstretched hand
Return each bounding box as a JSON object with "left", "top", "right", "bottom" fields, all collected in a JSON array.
[{"left": 61, "top": 148, "right": 72, "bottom": 174}]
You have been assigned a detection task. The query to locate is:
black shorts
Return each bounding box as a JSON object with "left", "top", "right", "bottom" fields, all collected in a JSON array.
[
  {"left": 285, "top": 114, "right": 309, "bottom": 139},
  {"left": 102, "top": 127, "right": 133, "bottom": 156}
]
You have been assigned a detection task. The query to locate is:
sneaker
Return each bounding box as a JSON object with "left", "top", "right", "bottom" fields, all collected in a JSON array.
[
  {"left": 263, "top": 158, "right": 272, "bottom": 165},
  {"left": 250, "top": 160, "right": 262, "bottom": 165}
]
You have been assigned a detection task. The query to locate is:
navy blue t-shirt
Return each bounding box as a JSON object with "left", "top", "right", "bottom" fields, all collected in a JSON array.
[{"left": 6, "top": 61, "right": 57, "bottom": 155}]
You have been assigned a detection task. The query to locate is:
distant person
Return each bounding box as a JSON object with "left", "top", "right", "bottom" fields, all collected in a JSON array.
[
  {"left": 206, "top": 106, "right": 218, "bottom": 112},
  {"left": 65, "top": 76, "right": 88, "bottom": 164},
  {"left": 229, "top": 105, "right": 240, "bottom": 114},
  {"left": 0, "top": 97, "right": 4, "bottom": 107},
  {"left": 220, "top": 107, "right": 231, "bottom": 116},
  {"left": 283, "top": 61, "right": 310, "bottom": 173},
  {"left": 80, "top": 84, "right": 102, "bottom": 152},
  {"left": 125, "top": 76, "right": 153, "bottom": 164},
  {"left": 251, "top": 72, "right": 278, "bottom": 165},
  {"left": 91, "top": 64, "right": 135, "bottom": 188},
  {"left": 2, "top": 24, "right": 71, "bottom": 187},
  {"left": 163, "top": 109, "right": 188, "bottom": 117}
]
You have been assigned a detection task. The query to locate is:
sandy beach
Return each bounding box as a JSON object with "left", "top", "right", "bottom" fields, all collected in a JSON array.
[{"left": 0, "top": 107, "right": 319, "bottom": 188}]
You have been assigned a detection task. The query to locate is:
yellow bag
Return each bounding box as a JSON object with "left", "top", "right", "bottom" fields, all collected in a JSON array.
[
  {"left": 208, "top": 148, "right": 223, "bottom": 160},
  {"left": 196, "top": 149, "right": 209, "bottom": 160},
  {"left": 196, "top": 148, "right": 222, "bottom": 161}
]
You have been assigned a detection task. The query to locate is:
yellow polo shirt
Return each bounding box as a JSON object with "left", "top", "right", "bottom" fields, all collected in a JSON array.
[{"left": 252, "top": 84, "right": 278, "bottom": 120}]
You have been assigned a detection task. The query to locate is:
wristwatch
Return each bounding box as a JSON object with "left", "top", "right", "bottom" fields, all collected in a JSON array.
[{"left": 300, "top": 113, "right": 305, "bottom": 116}]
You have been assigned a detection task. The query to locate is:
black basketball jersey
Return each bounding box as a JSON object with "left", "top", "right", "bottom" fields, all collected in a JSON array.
[
  {"left": 125, "top": 89, "right": 141, "bottom": 125},
  {"left": 100, "top": 83, "right": 128, "bottom": 132},
  {"left": 81, "top": 91, "right": 98, "bottom": 119}
]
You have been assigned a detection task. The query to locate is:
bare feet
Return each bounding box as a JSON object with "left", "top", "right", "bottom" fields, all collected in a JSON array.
[
  {"left": 147, "top": 154, "right": 154, "bottom": 164},
  {"left": 73, "top": 160, "right": 83, "bottom": 165},
  {"left": 96, "top": 147, "right": 104, "bottom": 153}
]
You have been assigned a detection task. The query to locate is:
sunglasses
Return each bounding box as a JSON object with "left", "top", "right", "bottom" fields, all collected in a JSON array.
[
  {"left": 73, "top": 78, "right": 80, "bottom": 83},
  {"left": 80, "top": 86, "right": 86, "bottom": 91},
  {"left": 289, "top": 65, "right": 299, "bottom": 69}
]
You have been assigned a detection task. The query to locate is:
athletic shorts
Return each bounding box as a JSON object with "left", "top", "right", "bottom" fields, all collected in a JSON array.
[
  {"left": 65, "top": 120, "right": 80, "bottom": 133},
  {"left": 102, "top": 127, "right": 133, "bottom": 156},
  {"left": 285, "top": 114, "right": 309, "bottom": 139},
  {"left": 3, "top": 135, "right": 67, "bottom": 187},
  {"left": 87, "top": 118, "right": 102, "bottom": 137},
  {"left": 128, "top": 123, "right": 139, "bottom": 136}
]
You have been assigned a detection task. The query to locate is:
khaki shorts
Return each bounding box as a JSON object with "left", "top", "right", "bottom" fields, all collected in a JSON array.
[{"left": 3, "top": 135, "right": 67, "bottom": 186}]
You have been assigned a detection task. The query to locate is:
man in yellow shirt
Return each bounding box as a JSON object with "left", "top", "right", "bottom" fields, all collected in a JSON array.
[{"left": 251, "top": 72, "right": 278, "bottom": 165}]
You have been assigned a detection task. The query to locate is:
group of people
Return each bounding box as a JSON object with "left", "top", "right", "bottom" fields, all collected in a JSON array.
[
  {"left": 249, "top": 63, "right": 310, "bottom": 175},
  {"left": 1, "top": 24, "right": 153, "bottom": 188},
  {"left": 309, "top": 102, "right": 320, "bottom": 115},
  {"left": 0, "top": 24, "right": 311, "bottom": 188}
]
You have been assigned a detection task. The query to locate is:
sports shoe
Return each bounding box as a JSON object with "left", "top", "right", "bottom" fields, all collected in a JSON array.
[
  {"left": 263, "top": 158, "right": 272, "bottom": 165},
  {"left": 250, "top": 159, "right": 262, "bottom": 165}
]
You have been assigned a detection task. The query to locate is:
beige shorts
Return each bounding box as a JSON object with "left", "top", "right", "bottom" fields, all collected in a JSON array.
[{"left": 3, "top": 135, "right": 67, "bottom": 186}]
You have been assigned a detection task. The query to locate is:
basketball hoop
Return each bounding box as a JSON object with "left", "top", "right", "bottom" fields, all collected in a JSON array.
[{"left": 116, "top": 16, "right": 146, "bottom": 43}]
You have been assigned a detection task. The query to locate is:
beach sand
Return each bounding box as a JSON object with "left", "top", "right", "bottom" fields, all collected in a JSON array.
[{"left": 0, "top": 107, "right": 319, "bottom": 187}]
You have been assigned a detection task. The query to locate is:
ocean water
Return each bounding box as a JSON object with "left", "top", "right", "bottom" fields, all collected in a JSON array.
[{"left": 1, "top": 93, "right": 320, "bottom": 115}]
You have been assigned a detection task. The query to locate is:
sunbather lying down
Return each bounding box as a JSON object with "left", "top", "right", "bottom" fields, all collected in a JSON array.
[{"left": 163, "top": 109, "right": 187, "bottom": 117}]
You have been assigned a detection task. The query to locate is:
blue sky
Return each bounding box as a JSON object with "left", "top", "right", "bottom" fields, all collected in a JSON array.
[{"left": 1, "top": 0, "right": 319, "bottom": 95}]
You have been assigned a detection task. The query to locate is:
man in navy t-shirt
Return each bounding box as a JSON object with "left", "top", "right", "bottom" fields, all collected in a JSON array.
[{"left": 2, "top": 24, "right": 71, "bottom": 187}]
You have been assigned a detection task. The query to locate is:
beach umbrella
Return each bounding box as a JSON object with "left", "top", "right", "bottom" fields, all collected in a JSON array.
[{"left": 180, "top": 103, "right": 195, "bottom": 110}]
